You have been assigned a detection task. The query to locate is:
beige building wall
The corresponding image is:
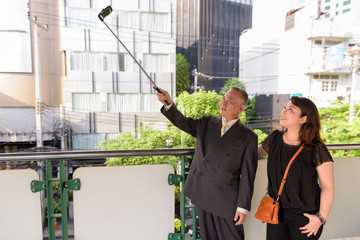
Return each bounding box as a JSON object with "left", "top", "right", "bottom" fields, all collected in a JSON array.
[{"left": 0, "top": 0, "right": 63, "bottom": 107}]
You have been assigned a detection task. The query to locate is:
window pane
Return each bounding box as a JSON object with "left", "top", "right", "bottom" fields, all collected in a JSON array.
[
  {"left": 73, "top": 133, "right": 105, "bottom": 149},
  {"left": 343, "top": 0, "right": 351, "bottom": 6},
  {"left": 66, "top": 8, "right": 99, "bottom": 28},
  {"left": 107, "top": 93, "right": 162, "bottom": 112},
  {"left": 322, "top": 81, "right": 329, "bottom": 91},
  {"left": 331, "top": 81, "right": 337, "bottom": 91},
  {"left": 72, "top": 93, "right": 101, "bottom": 112},
  {"left": 118, "top": 11, "right": 139, "bottom": 30},
  {"left": 140, "top": 13, "right": 169, "bottom": 32},
  {"left": 143, "top": 54, "right": 169, "bottom": 72},
  {"left": 108, "top": 94, "right": 141, "bottom": 112},
  {"left": 70, "top": 51, "right": 125, "bottom": 72}
]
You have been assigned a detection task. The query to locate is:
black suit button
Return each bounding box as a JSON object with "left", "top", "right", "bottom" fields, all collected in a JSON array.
[
  {"left": 199, "top": 172, "right": 203, "bottom": 176},
  {"left": 226, "top": 153, "right": 230, "bottom": 157}
]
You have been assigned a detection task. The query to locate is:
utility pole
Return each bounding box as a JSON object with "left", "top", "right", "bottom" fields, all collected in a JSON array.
[
  {"left": 28, "top": 15, "right": 48, "bottom": 147},
  {"left": 28, "top": 14, "right": 48, "bottom": 226}
]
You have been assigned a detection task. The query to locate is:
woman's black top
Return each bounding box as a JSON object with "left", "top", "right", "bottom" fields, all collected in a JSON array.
[{"left": 262, "top": 130, "right": 333, "bottom": 212}]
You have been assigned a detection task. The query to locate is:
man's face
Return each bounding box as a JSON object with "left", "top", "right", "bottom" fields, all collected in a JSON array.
[{"left": 219, "top": 90, "right": 246, "bottom": 121}]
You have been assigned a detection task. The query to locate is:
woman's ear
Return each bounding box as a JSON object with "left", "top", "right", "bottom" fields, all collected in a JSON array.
[{"left": 300, "top": 116, "right": 307, "bottom": 124}]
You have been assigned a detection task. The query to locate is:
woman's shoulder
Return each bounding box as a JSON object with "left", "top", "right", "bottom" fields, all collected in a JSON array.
[{"left": 309, "top": 143, "right": 334, "bottom": 166}]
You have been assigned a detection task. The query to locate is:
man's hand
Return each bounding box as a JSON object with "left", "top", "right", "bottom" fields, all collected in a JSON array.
[
  {"left": 154, "top": 87, "right": 173, "bottom": 106},
  {"left": 234, "top": 210, "right": 247, "bottom": 225}
]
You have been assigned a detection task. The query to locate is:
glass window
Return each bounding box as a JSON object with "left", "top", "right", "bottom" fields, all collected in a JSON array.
[
  {"left": 322, "top": 81, "right": 329, "bottom": 91},
  {"left": 107, "top": 93, "right": 162, "bottom": 112},
  {"left": 72, "top": 93, "right": 101, "bottom": 112},
  {"left": 117, "top": 11, "right": 139, "bottom": 30},
  {"left": 143, "top": 54, "right": 169, "bottom": 72},
  {"left": 67, "top": 0, "right": 90, "bottom": 8},
  {"left": 330, "top": 81, "right": 337, "bottom": 91},
  {"left": 73, "top": 133, "right": 105, "bottom": 149},
  {"left": 336, "top": 3, "right": 339, "bottom": 7},
  {"left": 343, "top": 8, "right": 350, "bottom": 13},
  {"left": 325, "top": 0, "right": 330, "bottom": 2},
  {"left": 325, "top": 6, "right": 330, "bottom": 10},
  {"left": 140, "top": 12, "right": 169, "bottom": 32},
  {"left": 343, "top": 0, "right": 351, "bottom": 6},
  {"left": 320, "top": 75, "right": 330, "bottom": 79},
  {"left": 66, "top": 8, "right": 100, "bottom": 29},
  {"left": 70, "top": 51, "right": 125, "bottom": 72},
  {"left": 325, "top": 13, "right": 330, "bottom": 18}
]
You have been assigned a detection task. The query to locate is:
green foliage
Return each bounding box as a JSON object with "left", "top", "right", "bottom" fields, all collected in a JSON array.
[
  {"left": 45, "top": 182, "right": 69, "bottom": 215},
  {"left": 176, "top": 90, "right": 222, "bottom": 118},
  {"left": 253, "top": 128, "right": 268, "bottom": 145},
  {"left": 97, "top": 124, "right": 182, "bottom": 169},
  {"left": 176, "top": 54, "right": 190, "bottom": 96},
  {"left": 219, "top": 78, "right": 245, "bottom": 95},
  {"left": 319, "top": 101, "right": 360, "bottom": 157}
]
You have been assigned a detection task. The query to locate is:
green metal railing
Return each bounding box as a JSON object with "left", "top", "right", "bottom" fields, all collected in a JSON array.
[
  {"left": 0, "top": 148, "right": 196, "bottom": 240},
  {"left": 1, "top": 143, "right": 359, "bottom": 240}
]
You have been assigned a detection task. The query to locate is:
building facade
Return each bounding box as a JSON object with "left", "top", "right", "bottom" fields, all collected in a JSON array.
[
  {"left": 177, "top": 0, "right": 253, "bottom": 92},
  {"left": 239, "top": 0, "right": 360, "bottom": 108},
  {"left": 0, "top": 0, "right": 176, "bottom": 152},
  {"left": 0, "top": 0, "right": 63, "bottom": 152},
  {"left": 61, "top": 0, "right": 176, "bottom": 149}
]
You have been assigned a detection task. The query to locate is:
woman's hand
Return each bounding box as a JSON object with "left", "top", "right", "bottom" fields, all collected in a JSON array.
[{"left": 299, "top": 213, "right": 322, "bottom": 237}]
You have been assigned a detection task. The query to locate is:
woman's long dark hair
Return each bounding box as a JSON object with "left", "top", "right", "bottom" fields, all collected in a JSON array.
[{"left": 287, "top": 96, "right": 324, "bottom": 147}]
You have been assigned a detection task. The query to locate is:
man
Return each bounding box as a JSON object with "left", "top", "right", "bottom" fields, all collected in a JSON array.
[{"left": 156, "top": 87, "right": 258, "bottom": 240}]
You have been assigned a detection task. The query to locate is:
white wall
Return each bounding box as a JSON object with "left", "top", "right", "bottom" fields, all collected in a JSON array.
[{"left": 245, "top": 157, "right": 360, "bottom": 240}]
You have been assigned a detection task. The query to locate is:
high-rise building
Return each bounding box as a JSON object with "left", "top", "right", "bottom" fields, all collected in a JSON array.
[{"left": 177, "top": 0, "right": 253, "bottom": 92}]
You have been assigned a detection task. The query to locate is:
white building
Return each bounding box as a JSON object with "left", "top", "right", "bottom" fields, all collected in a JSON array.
[
  {"left": 60, "top": 0, "right": 176, "bottom": 149},
  {"left": 239, "top": 0, "right": 360, "bottom": 108},
  {"left": 0, "top": 0, "right": 176, "bottom": 152}
]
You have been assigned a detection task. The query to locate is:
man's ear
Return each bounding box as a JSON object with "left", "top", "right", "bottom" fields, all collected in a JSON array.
[{"left": 238, "top": 104, "right": 246, "bottom": 113}]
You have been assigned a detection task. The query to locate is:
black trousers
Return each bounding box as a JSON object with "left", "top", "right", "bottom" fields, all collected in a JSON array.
[
  {"left": 266, "top": 209, "right": 323, "bottom": 240},
  {"left": 197, "top": 207, "right": 244, "bottom": 240}
]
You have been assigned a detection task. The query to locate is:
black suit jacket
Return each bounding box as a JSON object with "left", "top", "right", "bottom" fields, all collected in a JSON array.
[{"left": 162, "top": 104, "right": 258, "bottom": 219}]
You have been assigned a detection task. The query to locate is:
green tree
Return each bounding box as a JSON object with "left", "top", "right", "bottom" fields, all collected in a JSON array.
[
  {"left": 319, "top": 101, "right": 360, "bottom": 157},
  {"left": 219, "top": 78, "right": 245, "bottom": 95},
  {"left": 97, "top": 90, "right": 223, "bottom": 167},
  {"left": 176, "top": 54, "right": 190, "bottom": 96},
  {"left": 97, "top": 90, "right": 267, "bottom": 166}
]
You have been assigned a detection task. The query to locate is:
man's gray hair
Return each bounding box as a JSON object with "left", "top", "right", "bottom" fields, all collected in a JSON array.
[{"left": 229, "top": 86, "right": 248, "bottom": 105}]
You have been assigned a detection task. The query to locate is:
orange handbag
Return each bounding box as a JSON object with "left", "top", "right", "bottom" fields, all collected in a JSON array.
[{"left": 254, "top": 145, "right": 304, "bottom": 224}]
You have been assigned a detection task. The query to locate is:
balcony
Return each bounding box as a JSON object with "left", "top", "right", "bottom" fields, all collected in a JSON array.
[{"left": 0, "top": 145, "right": 359, "bottom": 240}]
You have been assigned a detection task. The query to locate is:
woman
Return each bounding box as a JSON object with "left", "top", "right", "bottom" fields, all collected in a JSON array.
[{"left": 258, "top": 96, "right": 335, "bottom": 240}]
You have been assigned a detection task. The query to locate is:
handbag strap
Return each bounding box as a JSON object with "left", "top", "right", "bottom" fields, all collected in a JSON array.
[{"left": 276, "top": 144, "right": 304, "bottom": 200}]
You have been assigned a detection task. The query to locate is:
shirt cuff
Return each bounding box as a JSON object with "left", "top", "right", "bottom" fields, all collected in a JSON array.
[
  {"left": 164, "top": 103, "right": 173, "bottom": 111},
  {"left": 237, "top": 207, "right": 249, "bottom": 215}
]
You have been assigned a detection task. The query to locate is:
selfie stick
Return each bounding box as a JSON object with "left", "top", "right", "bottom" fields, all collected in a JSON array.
[{"left": 98, "top": 6, "right": 170, "bottom": 105}]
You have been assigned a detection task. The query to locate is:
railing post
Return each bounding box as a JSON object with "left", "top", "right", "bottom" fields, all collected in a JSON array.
[
  {"left": 59, "top": 159, "right": 69, "bottom": 240},
  {"left": 46, "top": 160, "right": 55, "bottom": 240},
  {"left": 192, "top": 206, "right": 197, "bottom": 240},
  {"left": 181, "top": 155, "right": 186, "bottom": 239}
]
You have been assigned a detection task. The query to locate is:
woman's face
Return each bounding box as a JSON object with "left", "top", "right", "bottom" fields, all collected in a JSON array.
[{"left": 280, "top": 101, "right": 307, "bottom": 129}]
